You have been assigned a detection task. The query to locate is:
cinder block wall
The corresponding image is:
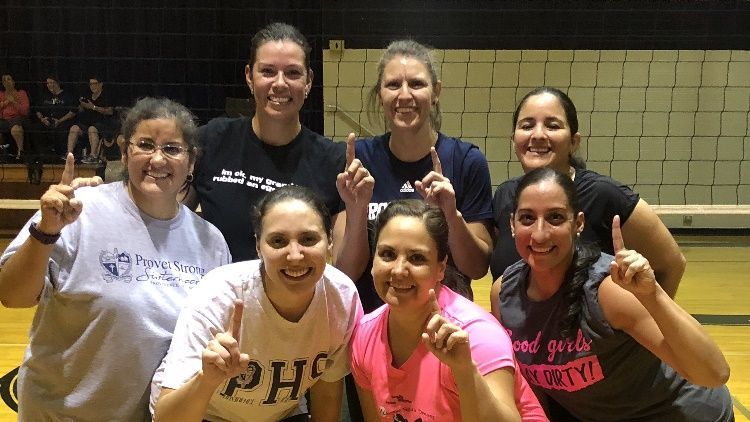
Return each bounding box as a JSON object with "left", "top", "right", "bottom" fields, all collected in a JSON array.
[{"left": 324, "top": 49, "right": 750, "bottom": 206}]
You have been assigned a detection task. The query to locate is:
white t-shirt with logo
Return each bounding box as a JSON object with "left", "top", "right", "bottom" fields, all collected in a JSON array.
[
  {"left": 1, "top": 182, "right": 231, "bottom": 421},
  {"left": 158, "top": 260, "right": 362, "bottom": 422}
]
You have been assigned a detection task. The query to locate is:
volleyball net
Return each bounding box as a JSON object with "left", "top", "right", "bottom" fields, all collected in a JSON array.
[{"left": 322, "top": 48, "right": 750, "bottom": 207}]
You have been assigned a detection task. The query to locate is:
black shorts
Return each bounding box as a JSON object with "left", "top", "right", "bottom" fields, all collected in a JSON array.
[
  {"left": 0, "top": 117, "right": 29, "bottom": 132},
  {"left": 73, "top": 120, "right": 116, "bottom": 139}
]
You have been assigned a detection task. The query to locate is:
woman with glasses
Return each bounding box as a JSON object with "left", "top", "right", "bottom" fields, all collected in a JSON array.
[
  {"left": 67, "top": 76, "right": 116, "bottom": 163},
  {"left": 0, "top": 97, "right": 231, "bottom": 421}
]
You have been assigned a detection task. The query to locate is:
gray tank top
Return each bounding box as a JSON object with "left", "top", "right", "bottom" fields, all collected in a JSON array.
[{"left": 500, "top": 253, "right": 733, "bottom": 421}]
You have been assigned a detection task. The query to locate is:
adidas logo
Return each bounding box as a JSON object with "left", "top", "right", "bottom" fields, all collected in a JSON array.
[{"left": 400, "top": 181, "right": 414, "bottom": 193}]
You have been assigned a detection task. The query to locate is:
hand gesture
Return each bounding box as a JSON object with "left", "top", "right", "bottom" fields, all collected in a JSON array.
[
  {"left": 40, "top": 116, "right": 51, "bottom": 127},
  {"left": 336, "top": 133, "right": 374, "bottom": 210},
  {"left": 70, "top": 174, "right": 104, "bottom": 189},
  {"left": 422, "top": 289, "right": 472, "bottom": 370},
  {"left": 201, "top": 299, "right": 250, "bottom": 387},
  {"left": 79, "top": 98, "right": 93, "bottom": 110},
  {"left": 609, "top": 215, "right": 658, "bottom": 297},
  {"left": 415, "top": 148, "right": 457, "bottom": 217},
  {"left": 38, "top": 153, "right": 84, "bottom": 235}
]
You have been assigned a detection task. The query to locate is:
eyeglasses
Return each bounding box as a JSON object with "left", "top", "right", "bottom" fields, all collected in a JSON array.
[{"left": 128, "top": 140, "right": 191, "bottom": 158}]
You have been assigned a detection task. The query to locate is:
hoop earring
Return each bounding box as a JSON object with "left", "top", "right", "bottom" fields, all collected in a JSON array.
[{"left": 186, "top": 173, "right": 194, "bottom": 183}]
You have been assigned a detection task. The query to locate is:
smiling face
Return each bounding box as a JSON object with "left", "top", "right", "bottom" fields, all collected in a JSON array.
[
  {"left": 379, "top": 55, "right": 440, "bottom": 133},
  {"left": 511, "top": 179, "right": 584, "bottom": 274},
  {"left": 246, "top": 39, "right": 311, "bottom": 123},
  {"left": 372, "top": 215, "right": 447, "bottom": 310},
  {"left": 123, "top": 118, "right": 193, "bottom": 205},
  {"left": 512, "top": 92, "right": 581, "bottom": 174},
  {"left": 256, "top": 198, "right": 331, "bottom": 298}
]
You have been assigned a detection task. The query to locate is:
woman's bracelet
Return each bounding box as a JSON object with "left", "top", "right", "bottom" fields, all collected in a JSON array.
[{"left": 29, "top": 222, "right": 61, "bottom": 245}]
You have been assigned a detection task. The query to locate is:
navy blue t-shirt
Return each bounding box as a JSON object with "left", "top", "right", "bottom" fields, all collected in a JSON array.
[{"left": 355, "top": 132, "right": 493, "bottom": 312}]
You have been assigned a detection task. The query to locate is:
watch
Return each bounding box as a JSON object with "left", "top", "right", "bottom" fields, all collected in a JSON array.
[{"left": 29, "top": 222, "right": 61, "bottom": 245}]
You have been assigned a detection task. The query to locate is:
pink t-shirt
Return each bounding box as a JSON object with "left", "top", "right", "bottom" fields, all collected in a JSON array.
[
  {"left": 0, "top": 90, "right": 30, "bottom": 119},
  {"left": 351, "top": 287, "right": 547, "bottom": 421}
]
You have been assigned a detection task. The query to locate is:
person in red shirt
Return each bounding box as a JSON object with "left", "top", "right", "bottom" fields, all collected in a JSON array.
[{"left": 0, "top": 71, "right": 31, "bottom": 160}]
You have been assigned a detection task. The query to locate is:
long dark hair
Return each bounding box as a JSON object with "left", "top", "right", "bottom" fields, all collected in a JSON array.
[
  {"left": 513, "top": 86, "right": 586, "bottom": 170},
  {"left": 514, "top": 167, "right": 600, "bottom": 338}
]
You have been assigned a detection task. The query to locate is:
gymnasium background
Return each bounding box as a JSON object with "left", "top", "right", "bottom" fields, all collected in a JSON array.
[
  {"left": 4, "top": 1, "right": 749, "bottom": 214},
  {"left": 1, "top": 0, "right": 749, "bottom": 419}
]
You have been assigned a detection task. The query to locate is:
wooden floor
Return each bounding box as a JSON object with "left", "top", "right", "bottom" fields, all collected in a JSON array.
[{"left": 0, "top": 236, "right": 749, "bottom": 421}]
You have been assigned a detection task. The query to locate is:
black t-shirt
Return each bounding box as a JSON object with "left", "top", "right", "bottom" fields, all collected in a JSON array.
[
  {"left": 490, "top": 168, "right": 640, "bottom": 280},
  {"left": 193, "top": 117, "right": 346, "bottom": 262},
  {"left": 37, "top": 89, "right": 77, "bottom": 121},
  {"left": 76, "top": 89, "right": 114, "bottom": 128}
]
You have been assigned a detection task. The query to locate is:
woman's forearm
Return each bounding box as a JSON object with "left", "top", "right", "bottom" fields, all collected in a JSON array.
[
  {"left": 446, "top": 213, "right": 491, "bottom": 279},
  {"left": 309, "top": 379, "right": 344, "bottom": 422},
  {"left": 0, "top": 235, "right": 53, "bottom": 308},
  {"left": 153, "top": 373, "right": 218, "bottom": 422},
  {"left": 332, "top": 209, "right": 369, "bottom": 281},
  {"left": 453, "top": 365, "right": 521, "bottom": 422},
  {"left": 638, "top": 287, "right": 730, "bottom": 387}
]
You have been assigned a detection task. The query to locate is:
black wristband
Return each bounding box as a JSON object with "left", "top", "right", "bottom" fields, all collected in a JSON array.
[{"left": 29, "top": 222, "right": 61, "bottom": 245}]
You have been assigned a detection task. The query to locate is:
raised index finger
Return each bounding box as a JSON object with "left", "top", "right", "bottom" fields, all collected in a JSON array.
[
  {"left": 430, "top": 147, "right": 442, "bottom": 175},
  {"left": 345, "top": 132, "right": 356, "bottom": 169},
  {"left": 227, "top": 299, "right": 244, "bottom": 340},
  {"left": 60, "top": 153, "right": 76, "bottom": 186},
  {"left": 611, "top": 215, "right": 625, "bottom": 253},
  {"left": 428, "top": 289, "right": 441, "bottom": 315}
]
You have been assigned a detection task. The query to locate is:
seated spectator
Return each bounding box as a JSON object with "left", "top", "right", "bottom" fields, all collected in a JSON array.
[
  {"left": 0, "top": 71, "right": 30, "bottom": 161},
  {"left": 99, "top": 106, "right": 126, "bottom": 161},
  {"left": 67, "top": 75, "right": 115, "bottom": 164},
  {"left": 34, "top": 75, "right": 77, "bottom": 159}
]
